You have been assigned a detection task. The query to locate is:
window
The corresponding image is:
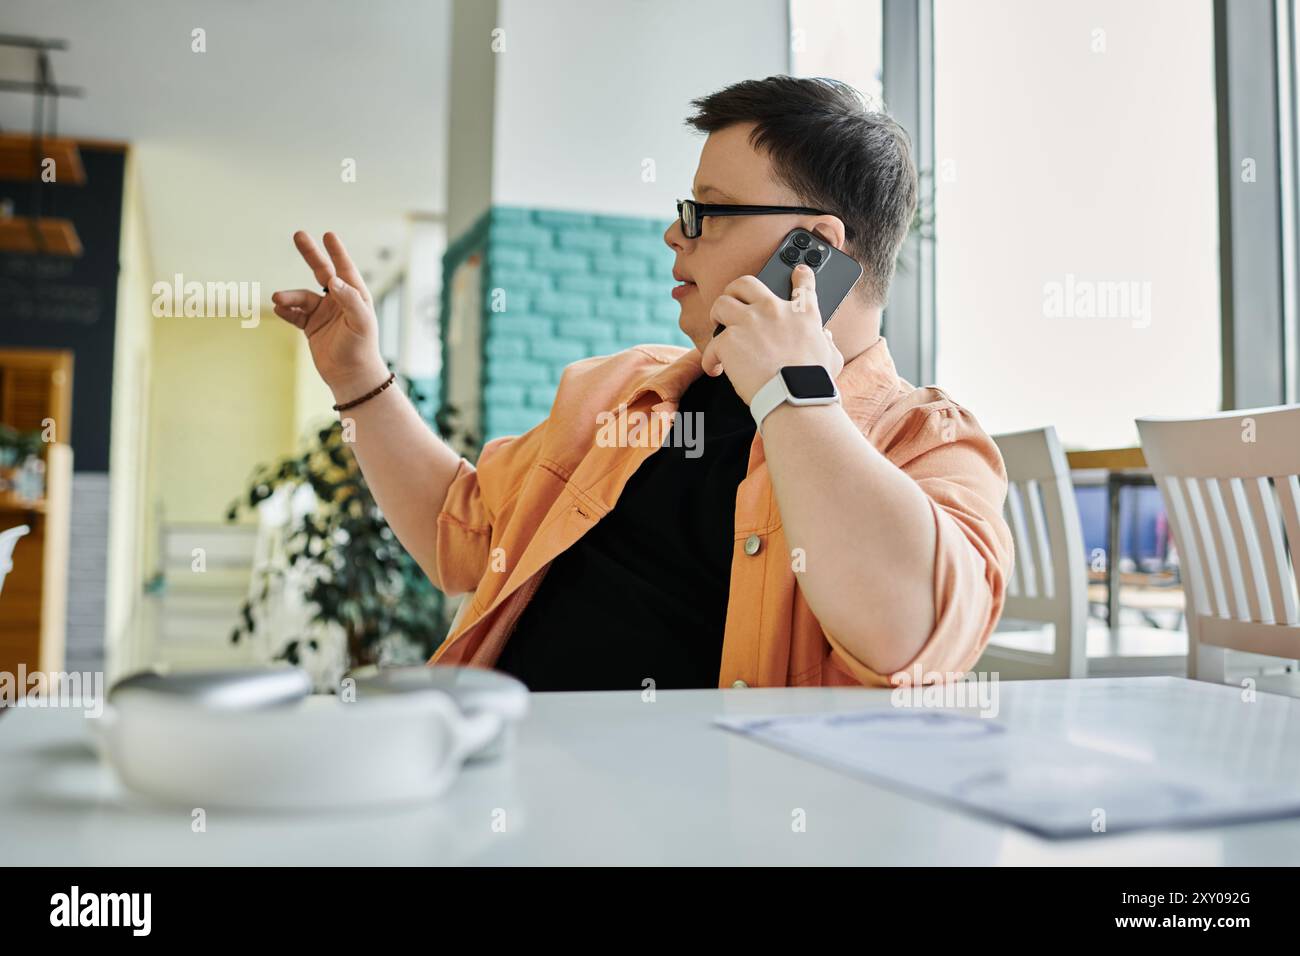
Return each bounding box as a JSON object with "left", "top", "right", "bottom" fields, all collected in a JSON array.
[
  {"left": 376, "top": 278, "right": 403, "bottom": 365},
  {"left": 932, "top": 0, "right": 1221, "bottom": 450},
  {"left": 789, "top": 0, "right": 883, "bottom": 106}
]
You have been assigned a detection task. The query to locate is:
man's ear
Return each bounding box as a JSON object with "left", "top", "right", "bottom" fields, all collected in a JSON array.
[{"left": 808, "top": 217, "right": 847, "bottom": 251}]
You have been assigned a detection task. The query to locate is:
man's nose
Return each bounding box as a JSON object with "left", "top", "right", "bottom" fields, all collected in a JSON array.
[{"left": 665, "top": 219, "right": 688, "bottom": 252}]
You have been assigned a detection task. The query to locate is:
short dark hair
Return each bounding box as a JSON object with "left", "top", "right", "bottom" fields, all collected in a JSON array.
[{"left": 685, "top": 75, "right": 918, "bottom": 307}]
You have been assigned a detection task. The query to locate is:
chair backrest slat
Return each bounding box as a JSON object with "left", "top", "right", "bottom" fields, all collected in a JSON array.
[
  {"left": 1277, "top": 475, "right": 1300, "bottom": 620},
  {"left": 982, "top": 426, "right": 1087, "bottom": 679},
  {"left": 1025, "top": 478, "right": 1055, "bottom": 600},
  {"left": 1137, "top": 406, "right": 1300, "bottom": 682},
  {"left": 1005, "top": 481, "right": 1037, "bottom": 598},
  {"left": 1243, "top": 476, "right": 1294, "bottom": 625},
  {"left": 1204, "top": 477, "right": 1251, "bottom": 621},
  {"left": 1223, "top": 477, "right": 1272, "bottom": 622},
  {"left": 1157, "top": 475, "right": 1212, "bottom": 617},
  {"left": 1183, "top": 476, "right": 1231, "bottom": 618}
]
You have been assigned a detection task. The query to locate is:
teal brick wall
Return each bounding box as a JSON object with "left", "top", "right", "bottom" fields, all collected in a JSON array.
[{"left": 480, "top": 206, "right": 688, "bottom": 441}]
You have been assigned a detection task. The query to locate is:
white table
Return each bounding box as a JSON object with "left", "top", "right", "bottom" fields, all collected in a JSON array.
[{"left": 2, "top": 676, "right": 1299, "bottom": 865}]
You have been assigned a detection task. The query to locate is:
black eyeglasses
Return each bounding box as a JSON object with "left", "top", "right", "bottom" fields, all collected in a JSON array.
[{"left": 676, "top": 198, "right": 853, "bottom": 241}]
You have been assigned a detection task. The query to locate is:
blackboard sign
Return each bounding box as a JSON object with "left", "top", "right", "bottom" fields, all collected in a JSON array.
[{"left": 0, "top": 145, "right": 125, "bottom": 472}]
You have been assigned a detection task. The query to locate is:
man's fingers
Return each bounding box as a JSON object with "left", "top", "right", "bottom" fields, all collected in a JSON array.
[
  {"left": 293, "top": 231, "right": 337, "bottom": 289},
  {"left": 323, "top": 232, "right": 369, "bottom": 299},
  {"left": 721, "top": 274, "right": 769, "bottom": 304},
  {"left": 271, "top": 288, "right": 323, "bottom": 313},
  {"left": 698, "top": 343, "right": 719, "bottom": 376},
  {"left": 709, "top": 294, "right": 745, "bottom": 324},
  {"left": 792, "top": 263, "right": 818, "bottom": 289},
  {"left": 272, "top": 303, "right": 308, "bottom": 330},
  {"left": 708, "top": 294, "right": 740, "bottom": 339},
  {"left": 699, "top": 333, "right": 727, "bottom": 377},
  {"left": 791, "top": 263, "right": 820, "bottom": 314},
  {"left": 324, "top": 275, "right": 372, "bottom": 333}
]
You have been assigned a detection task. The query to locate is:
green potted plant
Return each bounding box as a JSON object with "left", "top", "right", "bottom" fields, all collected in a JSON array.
[
  {"left": 0, "top": 424, "right": 42, "bottom": 466},
  {"left": 226, "top": 376, "right": 474, "bottom": 675},
  {"left": 0, "top": 424, "right": 44, "bottom": 496}
]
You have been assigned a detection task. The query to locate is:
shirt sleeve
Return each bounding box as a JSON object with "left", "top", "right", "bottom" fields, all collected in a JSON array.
[
  {"left": 431, "top": 423, "right": 547, "bottom": 596},
  {"left": 824, "top": 402, "right": 1014, "bottom": 684},
  {"left": 432, "top": 456, "right": 493, "bottom": 596}
]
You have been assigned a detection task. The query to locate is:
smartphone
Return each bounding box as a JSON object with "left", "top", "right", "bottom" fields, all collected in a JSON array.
[{"left": 713, "top": 227, "right": 863, "bottom": 336}]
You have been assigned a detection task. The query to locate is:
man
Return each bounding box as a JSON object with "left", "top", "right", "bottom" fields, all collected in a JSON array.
[{"left": 272, "top": 76, "right": 1014, "bottom": 691}]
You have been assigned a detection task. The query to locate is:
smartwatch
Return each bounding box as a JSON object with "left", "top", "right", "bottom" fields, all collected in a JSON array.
[{"left": 750, "top": 365, "right": 840, "bottom": 434}]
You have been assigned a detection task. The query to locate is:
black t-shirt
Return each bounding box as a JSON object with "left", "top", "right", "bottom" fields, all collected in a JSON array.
[{"left": 495, "top": 372, "right": 756, "bottom": 691}]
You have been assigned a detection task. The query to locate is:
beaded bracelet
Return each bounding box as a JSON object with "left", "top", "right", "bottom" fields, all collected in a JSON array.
[{"left": 332, "top": 372, "right": 396, "bottom": 412}]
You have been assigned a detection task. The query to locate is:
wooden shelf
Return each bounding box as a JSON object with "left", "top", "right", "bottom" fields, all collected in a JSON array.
[
  {"left": 0, "top": 492, "right": 46, "bottom": 514},
  {"left": 0, "top": 133, "right": 86, "bottom": 185},
  {"left": 0, "top": 348, "right": 73, "bottom": 678},
  {"left": 0, "top": 215, "right": 82, "bottom": 256}
]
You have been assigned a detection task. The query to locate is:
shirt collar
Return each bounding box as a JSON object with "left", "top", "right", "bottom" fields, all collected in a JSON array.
[
  {"left": 625, "top": 348, "right": 704, "bottom": 409},
  {"left": 842, "top": 334, "right": 898, "bottom": 389},
  {"left": 835, "top": 335, "right": 902, "bottom": 425}
]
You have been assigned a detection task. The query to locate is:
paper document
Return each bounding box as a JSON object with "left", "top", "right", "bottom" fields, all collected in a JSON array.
[{"left": 715, "top": 709, "right": 1300, "bottom": 838}]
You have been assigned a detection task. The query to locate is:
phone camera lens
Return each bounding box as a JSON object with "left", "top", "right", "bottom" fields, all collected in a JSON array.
[
  {"left": 780, "top": 246, "right": 802, "bottom": 266},
  {"left": 804, "top": 248, "right": 824, "bottom": 267},
  {"left": 791, "top": 232, "right": 812, "bottom": 249}
]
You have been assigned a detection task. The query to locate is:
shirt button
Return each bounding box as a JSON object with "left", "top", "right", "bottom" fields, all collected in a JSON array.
[
  {"left": 743, "top": 534, "right": 761, "bottom": 556},
  {"left": 732, "top": 679, "right": 749, "bottom": 689}
]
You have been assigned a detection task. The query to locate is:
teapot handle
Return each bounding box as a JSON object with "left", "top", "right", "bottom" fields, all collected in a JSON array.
[{"left": 449, "top": 707, "right": 503, "bottom": 764}]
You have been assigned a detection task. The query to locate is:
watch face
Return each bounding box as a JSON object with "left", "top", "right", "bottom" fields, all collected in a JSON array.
[{"left": 780, "top": 365, "right": 836, "bottom": 399}]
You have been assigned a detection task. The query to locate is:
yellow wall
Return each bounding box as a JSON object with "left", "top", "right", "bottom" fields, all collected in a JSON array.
[
  {"left": 293, "top": 334, "right": 337, "bottom": 450},
  {"left": 106, "top": 156, "right": 340, "bottom": 675},
  {"left": 148, "top": 310, "right": 301, "bottom": 526}
]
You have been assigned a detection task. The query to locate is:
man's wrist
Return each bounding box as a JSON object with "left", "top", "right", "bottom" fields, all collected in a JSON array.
[
  {"left": 760, "top": 398, "right": 844, "bottom": 435},
  {"left": 328, "top": 360, "right": 393, "bottom": 407},
  {"left": 749, "top": 365, "right": 840, "bottom": 433}
]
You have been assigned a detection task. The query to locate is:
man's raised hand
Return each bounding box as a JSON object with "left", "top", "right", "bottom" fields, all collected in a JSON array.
[{"left": 272, "top": 231, "right": 389, "bottom": 402}]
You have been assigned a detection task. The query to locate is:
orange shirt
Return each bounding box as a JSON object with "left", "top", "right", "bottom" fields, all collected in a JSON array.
[{"left": 427, "top": 336, "right": 1014, "bottom": 687}]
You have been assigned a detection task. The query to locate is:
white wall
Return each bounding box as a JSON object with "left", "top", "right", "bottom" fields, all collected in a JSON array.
[
  {"left": 492, "top": 0, "right": 791, "bottom": 216},
  {"left": 0, "top": 0, "right": 450, "bottom": 317},
  {"left": 401, "top": 221, "right": 445, "bottom": 382}
]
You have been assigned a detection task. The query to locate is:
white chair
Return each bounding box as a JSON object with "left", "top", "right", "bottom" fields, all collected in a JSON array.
[
  {"left": 1137, "top": 405, "right": 1300, "bottom": 687},
  {"left": 977, "top": 427, "right": 1088, "bottom": 679},
  {"left": 0, "top": 524, "right": 31, "bottom": 598}
]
